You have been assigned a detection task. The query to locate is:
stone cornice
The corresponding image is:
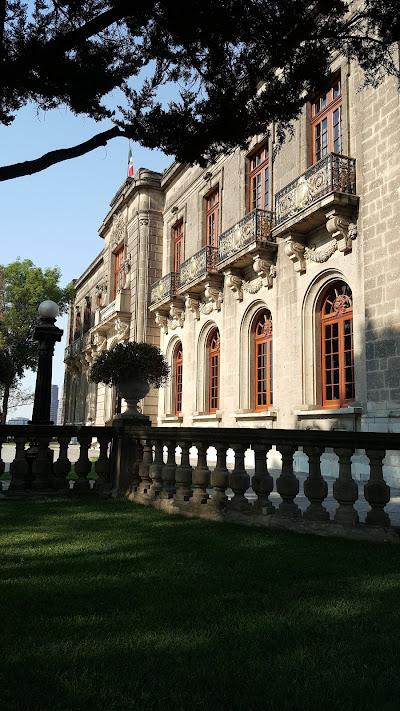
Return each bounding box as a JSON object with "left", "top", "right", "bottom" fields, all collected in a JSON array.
[{"left": 98, "top": 168, "right": 163, "bottom": 239}]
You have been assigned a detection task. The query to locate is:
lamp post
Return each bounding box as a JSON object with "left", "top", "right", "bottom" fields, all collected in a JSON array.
[{"left": 31, "top": 300, "right": 63, "bottom": 425}]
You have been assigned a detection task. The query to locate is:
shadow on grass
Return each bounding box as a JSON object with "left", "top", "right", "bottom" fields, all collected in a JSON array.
[{"left": 1, "top": 497, "right": 400, "bottom": 711}]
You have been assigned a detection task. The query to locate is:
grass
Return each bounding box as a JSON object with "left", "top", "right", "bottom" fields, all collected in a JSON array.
[{"left": 1, "top": 498, "right": 400, "bottom": 711}]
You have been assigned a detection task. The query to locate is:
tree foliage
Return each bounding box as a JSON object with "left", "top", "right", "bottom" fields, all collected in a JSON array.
[
  {"left": 1, "top": 0, "right": 399, "bottom": 180},
  {"left": 0, "top": 259, "right": 73, "bottom": 422}
]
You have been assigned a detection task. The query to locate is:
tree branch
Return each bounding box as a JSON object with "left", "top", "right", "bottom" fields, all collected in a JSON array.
[{"left": 0, "top": 125, "right": 128, "bottom": 181}]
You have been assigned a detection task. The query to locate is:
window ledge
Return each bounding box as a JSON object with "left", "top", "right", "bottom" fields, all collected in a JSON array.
[
  {"left": 192, "top": 411, "right": 222, "bottom": 423},
  {"left": 235, "top": 410, "right": 277, "bottom": 421},
  {"left": 160, "top": 415, "right": 183, "bottom": 424},
  {"left": 295, "top": 407, "right": 362, "bottom": 417}
]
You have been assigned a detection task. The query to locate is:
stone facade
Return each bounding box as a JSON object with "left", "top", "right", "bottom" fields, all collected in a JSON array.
[{"left": 62, "top": 55, "right": 400, "bottom": 481}]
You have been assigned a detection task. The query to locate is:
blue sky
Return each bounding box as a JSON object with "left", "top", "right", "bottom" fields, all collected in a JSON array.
[{"left": 0, "top": 104, "right": 171, "bottom": 419}]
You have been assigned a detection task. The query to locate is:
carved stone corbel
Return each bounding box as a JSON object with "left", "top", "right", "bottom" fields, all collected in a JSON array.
[
  {"left": 326, "top": 210, "right": 357, "bottom": 253},
  {"left": 185, "top": 294, "right": 200, "bottom": 321},
  {"left": 253, "top": 254, "right": 277, "bottom": 289},
  {"left": 224, "top": 270, "right": 243, "bottom": 301},
  {"left": 284, "top": 235, "right": 306, "bottom": 273},
  {"left": 169, "top": 303, "right": 185, "bottom": 330},
  {"left": 202, "top": 282, "right": 223, "bottom": 313},
  {"left": 92, "top": 332, "right": 107, "bottom": 353},
  {"left": 155, "top": 311, "right": 168, "bottom": 334},
  {"left": 114, "top": 318, "right": 130, "bottom": 341}
]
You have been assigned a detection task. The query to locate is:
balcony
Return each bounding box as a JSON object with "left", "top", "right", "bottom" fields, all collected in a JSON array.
[
  {"left": 177, "top": 245, "right": 220, "bottom": 295},
  {"left": 64, "top": 332, "right": 92, "bottom": 360},
  {"left": 218, "top": 208, "right": 276, "bottom": 271},
  {"left": 149, "top": 272, "right": 179, "bottom": 311},
  {"left": 274, "top": 153, "right": 358, "bottom": 237},
  {"left": 91, "top": 288, "right": 131, "bottom": 338}
]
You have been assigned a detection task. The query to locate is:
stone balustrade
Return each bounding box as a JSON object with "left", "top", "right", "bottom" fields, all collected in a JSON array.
[
  {"left": 0, "top": 424, "right": 115, "bottom": 494},
  {"left": 275, "top": 153, "right": 357, "bottom": 226},
  {"left": 1, "top": 422, "right": 399, "bottom": 542},
  {"left": 120, "top": 425, "right": 400, "bottom": 542}
]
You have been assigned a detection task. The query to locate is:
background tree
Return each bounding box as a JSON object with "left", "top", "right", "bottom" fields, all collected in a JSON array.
[
  {"left": 0, "top": 0, "right": 399, "bottom": 181},
  {"left": 0, "top": 259, "right": 73, "bottom": 423}
]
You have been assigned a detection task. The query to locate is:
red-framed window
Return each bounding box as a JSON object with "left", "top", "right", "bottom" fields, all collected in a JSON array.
[
  {"left": 174, "top": 343, "right": 183, "bottom": 416},
  {"left": 113, "top": 244, "right": 124, "bottom": 297},
  {"left": 74, "top": 309, "right": 81, "bottom": 340},
  {"left": 172, "top": 220, "right": 184, "bottom": 272},
  {"left": 254, "top": 311, "right": 273, "bottom": 410},
  {"left": 321, "top": 282, "right": 354, "bottom": 408},
  {"left": 311, "top": 76, "right": 342, "bottom": 163},
  {"left": 205, "top": 188, "right": 219, "bottom": 248},
  {"left": 208, "top": 328, "right": 220, "bottom": 413},
  {"left": 249, "top": 146, "right": 269, "bottom": 211}
]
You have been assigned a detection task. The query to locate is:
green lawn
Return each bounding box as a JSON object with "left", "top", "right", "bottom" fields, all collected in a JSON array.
[{"left": 1, "top": 498, "right": 400, "bottom": 711}]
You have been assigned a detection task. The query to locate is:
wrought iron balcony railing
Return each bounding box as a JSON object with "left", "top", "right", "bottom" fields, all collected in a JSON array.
[
  {"left": 150, "top": 272, "right": 179, "bottom": 307},
  {"left": 275, "top": 153, "right": 357, "bottom": 226},
  {"left": 218, "top": 208, "right": 275, "bottom": 264},
  {"left": 64, "top": 332, "right": 92, "bottom": 360},
  {"left": 178, "top": 246, "right": 218, "bottom": 292}
]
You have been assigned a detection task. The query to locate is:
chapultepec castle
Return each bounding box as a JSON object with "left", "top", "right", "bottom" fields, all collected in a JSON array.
[{"left": 62, "top": 49, "right": 400, "bottom": 483}]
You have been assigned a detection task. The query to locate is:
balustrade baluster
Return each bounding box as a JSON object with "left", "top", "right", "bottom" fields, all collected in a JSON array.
[
  {"left": 53, "top": 435, "right": 70, "bottom": 489},
  {"left": 74, "top": 433, "right": 91, "bottom": 492},
  {"left": 364, "top": 449, "right": 391, "bottom": 527},
  {"left": 303, "top": 445, "right": 329, "bottom": 521},
  {"left": 9, "top": 436, "right": 29, "bottom": 491},
  {"left": 149, "top": 439, "right": 164, "bottom": 497},
  {"left": 275, "top": 444, "right": 300, "bottom": 518},
  {"left": 174, "top": 440, "right": 193, "bottom": 503},
  {"left": 161, "top": 440, "right": 176, "bottom": 499},
  {"left": 209, "top": 444, "right": 229, "bottom": 510},
  {"left": 31, "top": 435, "right": 52, "bottom": 490},
  {"left": 192, "top": 442, "right": 210, "bottom": 504},
  {"left": 333, "top": 447, "right": 359, "bottom": 526},
  {"left": 228, "top": 444, "right": 250, "bottom": 512},
  {"left": 95, "top": 433, "right": 112, "bottom": 492},
  {"left": 137, "top": 438, "right": 153, "bottom": 497},
  {"left": 252, "top": 444, "right": 275, "bottom": 514}
]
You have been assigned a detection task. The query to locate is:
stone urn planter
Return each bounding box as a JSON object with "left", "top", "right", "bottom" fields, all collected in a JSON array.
[
  {"left": 90, "top": 341, "right": 169, "bottom": 423},
  {"left": 116, "top": 376, "right": 150, "bottom": 421}
]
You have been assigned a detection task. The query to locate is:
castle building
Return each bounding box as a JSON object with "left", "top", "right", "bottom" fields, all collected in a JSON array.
[{"left": 62, "top": 54, "right": 400, "bottom": 480}]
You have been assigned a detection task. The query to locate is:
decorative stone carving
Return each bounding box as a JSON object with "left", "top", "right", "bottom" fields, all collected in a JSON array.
[
  {"left": 242, "top": 277, "right": 263, "bottom": 294},
  {"left": 224, "top": 271, "right": 243, "bottom": 301},
  {"left": 284, "top": 237, "right": 306, "bottom": 273},
  {"left": 185, "top": 294, "right": 200, "bottom": 321},
  {"left": 92, "top": 333, "right": 107, "bottom": 352},
  {"left": 253, "top": 255, "right": 277, "bottom": 288},
  {"left": 169, "top": 304, "right": 185, "bottom": 330},
  {"left": 114, "top": 318, "right": 130, "bottom": 341},
  {"left": 120, "top": 256, "right": 131, "bottom": 289},
  {"left": 202, "top": 283, "right": 223, "bottom": 312},
  {"left": 139, "top": 214, "right": 149, "bottom": 226},
  {"left": 111, "top": 212, "right": 127, "bottom": 248},
  {"left": 304, "top": 240, "right": 338, "bottom": 263},
  {"left": 326, "top": 210, "right": 357, "bottom": 253},
  {"left": 155, "top": 311, "right": 168, "bottom": 334}
]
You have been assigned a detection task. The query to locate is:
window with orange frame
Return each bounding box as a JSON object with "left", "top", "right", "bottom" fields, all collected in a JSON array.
[
  {"left": 207, "top": 328, "right": 220, "bottom": 413},
  {"left": 205, "top": 188, "right": 219, "bottom": 248},
  {"left": 113, "top": 244, "right": 124, "bottom": 297},
  {"left": 174, "top": 343, "right": 183, "bottom": 415},
  {"left": 254, "top": 311, "right": 273, "bottom": 410},
  {"left": 311, "top": 76, "right": 342, "bottom": 164},
  {"left": 249, "top": 146, "right": 269, "bottom": 211},
  {"left": 321, "top": 282, "right": 354, "bottom": 408},
  {"left": 172, "top": 220, "right": 184, "bottom": 272}
]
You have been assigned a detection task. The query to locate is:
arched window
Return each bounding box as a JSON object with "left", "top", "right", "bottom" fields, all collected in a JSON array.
[
  {"left": 321, "top": 282, "right": 354, "bottom": 407},
  {"left": 207, "top": 328, "right": 220, "bottom": 413},
  {"left": 174, "top": 342, "right": 183, "bottom": 416},
  {"left": 253, "top": 310, "right": 273, "bottom": 410}
]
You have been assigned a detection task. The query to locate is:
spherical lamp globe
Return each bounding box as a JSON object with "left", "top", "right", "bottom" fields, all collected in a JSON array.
[{"left": 38, "top": 300, "right": 59, "bottom": 320}]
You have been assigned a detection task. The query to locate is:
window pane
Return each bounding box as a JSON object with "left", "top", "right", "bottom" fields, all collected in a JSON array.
[{"left": 333, "top": 106, "right": 342, "bottom": 153}]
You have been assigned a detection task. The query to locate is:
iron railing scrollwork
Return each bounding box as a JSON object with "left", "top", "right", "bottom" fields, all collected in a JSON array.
[
  {"left": 178, "top": 246, "right": 218, "bottom": 291},
  {"left": 275, "top": 153, "right": 357, "bottom": 226},
  {"left": 150, "top": 272, "right": 179, "bottom": 306},
  {"left": 218, "top": 208, "right": 275, "bottom": 263}
]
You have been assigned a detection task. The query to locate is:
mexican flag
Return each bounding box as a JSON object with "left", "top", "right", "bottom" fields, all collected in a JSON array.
[{"left": 127, "top": 145, "right": 134, "bottom": 177}]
